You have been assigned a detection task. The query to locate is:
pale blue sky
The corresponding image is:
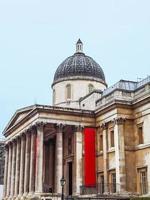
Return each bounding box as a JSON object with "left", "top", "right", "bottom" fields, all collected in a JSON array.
[{"left": 0, "top": 0, "right": 150, "bottom": 136}]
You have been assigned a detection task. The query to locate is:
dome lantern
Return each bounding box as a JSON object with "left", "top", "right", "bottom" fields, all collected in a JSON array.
[{"left": 76, "top": 39, "right": 83, "bottom": 53}]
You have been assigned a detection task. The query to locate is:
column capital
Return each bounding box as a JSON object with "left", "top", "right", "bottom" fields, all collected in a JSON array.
[
  {"left": 35, "top": 121, "right": 45, "bottom": 128},
  {"left": 4, "top": 143, "right": 9, "bottom": 150},
  {"left": 114, "top": 117, "right": 126, "bottom": 125},
  {"left": 100, "top": 122, "right": 108, "bottom": 130},
  {"left": 74, "top": 125, "right": 84, "bottom": 132},
  {"left": 7, "top": 140, "right": 13, "bottom": 147},
  {"left": 20, "top": 131, "right": 26, "bottom": 138},
  {"left": 55, "top": 123, "right": 64, "bottom": 133},
  {"left": 12, "top": 137, "right": 17, "bottom": 144}
]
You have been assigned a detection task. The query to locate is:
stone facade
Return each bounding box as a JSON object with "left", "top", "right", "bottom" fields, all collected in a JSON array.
[
  {"left": 0, "top": 141, "right": 5, "bottom": 185},
  {"left": 2, "top": 41, "right": 150, "bottom": 199}
]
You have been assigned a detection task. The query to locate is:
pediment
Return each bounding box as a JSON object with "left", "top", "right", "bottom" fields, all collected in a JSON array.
[{"left": 3, "top": 105, "right": 35, "bottom": 134}]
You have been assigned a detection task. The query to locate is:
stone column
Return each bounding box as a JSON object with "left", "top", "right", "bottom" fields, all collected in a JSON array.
[
  {"left": 101, "top": 123, "right": 108, "bottom": 193},
  {"left": 55, "top": 124, "right": 63, "bottom": 194},
  {"left": 6, "top": 143, "right": 12, "bottom": 197},
  {"left": 24, "top": 131, "right": 31, "bottom": 195},
  {"left": 10, "top": 139, "right": 16, "bottom": 197},
  {"left": 19, "top": 133, "right": 26, "bottom": 196},
  {"left": 74, "top": 125, "right": 83, "bottom": 195},
  {"left": 29, "top": 128, "right": 36, "bottom": 193},
  {"left": 15, "top": 137, "right": 21, "bottom": 197},
  {"left": 3, "top": 145, "right": 9, "bottom": 198},
  {"left": 114, "top": 117, "right": 126, "bottom": 193},
  {"left": 35, "top": 122, "right": 44, "bottom": 194},
  {"left": 49, "top": 141, "right": 54, "bottom": 191}
]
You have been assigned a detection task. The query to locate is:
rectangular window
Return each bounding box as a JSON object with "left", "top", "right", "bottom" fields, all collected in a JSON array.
[
  {"left": 100, "top": 174, "right": 104, "bottom": 194},
  {"left": 97, "top": 173, "right": 104, "bottom": 194},
  {"left": 66, "top": 84, "right": 71, "bottom": 99},
  {"left": 110, "top": 130, "right": 114, "bottom": 148},
  {"left": 138, "top": 125, "right": 144, "bottom": 144},
  {"left": 138, "top": 168, "right": 148, "bottom": 194},
  {"left": 109, "top": 172, "right": 116, "bottom": 193},
  {"left": 99, "top": 134, "right": 103, "bottom": 151}
]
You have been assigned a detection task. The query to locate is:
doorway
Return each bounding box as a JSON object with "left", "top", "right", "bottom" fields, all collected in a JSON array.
[{"left": 68, "top": 162, "right": 72, "bottom": 196}]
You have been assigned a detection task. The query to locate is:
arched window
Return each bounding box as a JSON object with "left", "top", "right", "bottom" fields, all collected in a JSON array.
[
  {"left": 66, "top": 84, "right": 71, "bottom": 99},
  {"left": 53, "top": 89, "right": 56, "bottom": 105},
  {"left": 88, "top": 84, "right": 94, "bottom": 93}
]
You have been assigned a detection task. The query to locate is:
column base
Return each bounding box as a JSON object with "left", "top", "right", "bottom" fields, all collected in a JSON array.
[{"left": 15, "top": 195, "right": 22, "bottom": 200}]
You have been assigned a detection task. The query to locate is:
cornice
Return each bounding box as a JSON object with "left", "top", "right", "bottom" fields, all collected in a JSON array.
[
  {"left": 95, "top": 99, "right": 133, "bottom": 117},
  {"left": 4, "top": 108, "right": 38, "bottom": 137}
]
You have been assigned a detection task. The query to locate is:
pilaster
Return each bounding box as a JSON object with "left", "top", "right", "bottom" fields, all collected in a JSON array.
[
  {"left": 114, "top": 117, "right": 126, "bottom": 193},
  {"left": 101, "top": 122, "right": 108, "bottom": 193},
  {"left": 74, "top": 125, "right": 83, "bottom": 195}
]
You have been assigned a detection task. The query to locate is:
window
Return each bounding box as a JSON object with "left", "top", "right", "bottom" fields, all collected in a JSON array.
[
  {"left": 88, "top": 84, "right": 94, "bottom": 93},
  {"left": 138, "top": 167, "right": 148, "bottom": 194},
  {"left": 138, "top": 125, "right": 144, "bottom": 144},
  {"left": 53, "top": 89, "right": 56, "bottom": 105},
  {"left": 110, "top": 172, "right": 116, "bottom": 193},
  {"left": 100, "top": 174, "right": 104, "bottom": 194},
  {"left": 110, "top": 130, "right": 114, "bottom": 148},
  {"left": 99, "top": 134, "right": 103, "bottom": 151},
  {"left": 97, "top": 173, "right": 104, "bottom": 194},
  {"left": 66, "top": 84, "right": 71, "bottom": 99}
]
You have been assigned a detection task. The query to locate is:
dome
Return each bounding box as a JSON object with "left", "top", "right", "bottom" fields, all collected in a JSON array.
[{"left": 52, "top": 39, "right": 106, "bottom": 86}]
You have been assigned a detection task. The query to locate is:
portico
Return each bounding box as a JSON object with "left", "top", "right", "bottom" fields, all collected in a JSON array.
[{"left": 2, "top": 105, "right": 94, "bottom": 199}]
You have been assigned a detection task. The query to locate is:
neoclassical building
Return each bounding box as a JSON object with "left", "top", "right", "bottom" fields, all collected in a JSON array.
[{"left": 2, "top": 40, "right": 150, "bottom": 199}]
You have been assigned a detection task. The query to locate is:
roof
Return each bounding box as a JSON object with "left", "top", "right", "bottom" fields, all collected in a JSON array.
[{"left": 52, "top": 40, "right": 106, "bottom": 86}]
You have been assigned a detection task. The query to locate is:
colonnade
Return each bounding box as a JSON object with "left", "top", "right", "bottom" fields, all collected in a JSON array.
[
  {"left": 3, "top": 125, "right": 37, "bottom": 199},
  {"left": 3, "top": 123, "right": 83, "bottom": 199},
  {"left": 3, "top": 123, "right": 61, "bottom": 199}
]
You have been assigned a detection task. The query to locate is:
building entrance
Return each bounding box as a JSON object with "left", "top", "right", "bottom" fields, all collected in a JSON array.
[{"left": 68, "top": 162, "right": 72, "bottom": 196}]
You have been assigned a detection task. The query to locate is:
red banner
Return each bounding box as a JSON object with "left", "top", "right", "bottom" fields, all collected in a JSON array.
[{"left": 84, "top": 128, "right": 96, "bottom": 187}]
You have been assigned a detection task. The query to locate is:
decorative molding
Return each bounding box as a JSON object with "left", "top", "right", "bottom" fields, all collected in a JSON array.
[
  {"left": 55, "top": 123, "right": 64, "bottom": 133},
  {"left": 35, "top": 121, "right": 45, "bottom": 128},
  {"left": 74, "top": 125, "right": 84, "bottom": 132},
  {"left": 113, "top": 117, "right": 126, "bottom": 125},
  {"left": 100, "top": 122, "right": 108, "bottom": 130}
]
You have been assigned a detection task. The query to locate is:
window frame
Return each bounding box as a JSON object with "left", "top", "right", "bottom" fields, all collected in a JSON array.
[
  {"left": 53, "top": 89, "right": 56, "bottom": 105},
  {"left": 137, "top": 123, "right": 144, "bottom": 145},
  {"left": 110, "top": 129, "right": 115, "bottom": 148},
  {"left": 109, "top": 170, "right": 116, "bottom": 193},
  {"left": 66, "top": 84, "right": 71, "bottom": 100},
  {"left": 99, "top": 134, "right": 103, "bottom": 151},
  {"left": 137, "top": 167, "right": 148, "bottom": 195}
]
